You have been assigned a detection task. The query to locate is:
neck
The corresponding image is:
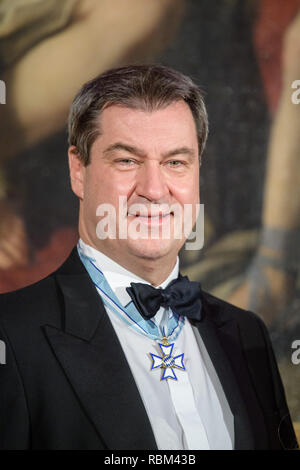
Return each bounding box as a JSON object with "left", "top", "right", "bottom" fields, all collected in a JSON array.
[
  {"left": 80, "top": 238, "right": 177, "bottom": 286},
  {"left": 117, "top": 255, "right": 177, "bottom": 286}
]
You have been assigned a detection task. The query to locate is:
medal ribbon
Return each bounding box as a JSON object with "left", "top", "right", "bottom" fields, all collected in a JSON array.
[{"left": 77, "top": 243, "right": 185, "bottom": 341}]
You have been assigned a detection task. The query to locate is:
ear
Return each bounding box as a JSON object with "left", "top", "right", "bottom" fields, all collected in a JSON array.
[{"left": 68, "top": 146, "right": 86, "bottom": 200}]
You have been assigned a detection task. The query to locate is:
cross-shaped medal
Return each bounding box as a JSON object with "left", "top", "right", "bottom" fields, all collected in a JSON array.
[{"left": 149, "top": 336, "right": 185, "bottom": 380}]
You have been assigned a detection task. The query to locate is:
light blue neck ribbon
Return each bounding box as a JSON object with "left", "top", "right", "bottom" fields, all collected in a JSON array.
[{"left": 77, "top": 244, "right": 185, "bottom": 342}]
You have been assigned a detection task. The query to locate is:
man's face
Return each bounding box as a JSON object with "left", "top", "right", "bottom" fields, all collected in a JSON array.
[{"left": 69, "top": 100, "right": 200, "bottom": 268}]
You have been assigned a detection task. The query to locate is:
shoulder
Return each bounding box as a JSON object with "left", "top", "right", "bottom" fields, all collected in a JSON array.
[
  {"left": 0, "top": 273, "right": 61, "bottom": 335},
  {"left": 0, "top": 246, "right": 79, "bottom": 331},
  {"left": 201, "top": 289, "right": 269, "bottom": 343},
  {"left": 201, "top": 289, "right": 263, "bottom": 325}
]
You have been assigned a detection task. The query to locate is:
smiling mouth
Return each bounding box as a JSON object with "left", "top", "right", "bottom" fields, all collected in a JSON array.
[
  {"left": 126, "top": 212, "right": 174, "bottom": 226},
  {"left": 127, "top": 212, "right": 173, "bottom": 219}
]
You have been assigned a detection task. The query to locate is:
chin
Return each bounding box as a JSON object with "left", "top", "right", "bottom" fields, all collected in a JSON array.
[{"left": 127, "top": 238, "right": 182, "bottom": 261}]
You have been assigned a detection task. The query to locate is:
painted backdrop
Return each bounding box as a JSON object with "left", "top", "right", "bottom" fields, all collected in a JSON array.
[{"left": 0, "top": 0, "right": 299, "bottom": 428}]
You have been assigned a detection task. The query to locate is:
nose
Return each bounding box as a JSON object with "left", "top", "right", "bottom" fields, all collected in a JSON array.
[{"left": 135, "top": 161, "right": 169, "bottom": 202}]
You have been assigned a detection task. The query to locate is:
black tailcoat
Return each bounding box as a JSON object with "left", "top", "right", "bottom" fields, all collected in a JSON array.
[{"left": 0, "top": 248, "right": 298, "bottom": 450}]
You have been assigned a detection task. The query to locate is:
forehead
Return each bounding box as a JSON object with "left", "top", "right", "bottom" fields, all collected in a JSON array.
[{"left": 93, "top": 100, "right": 198, "bottom": 152}]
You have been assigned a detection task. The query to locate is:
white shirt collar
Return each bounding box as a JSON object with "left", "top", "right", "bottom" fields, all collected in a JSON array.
[{"left": 78, "top": 239, "right": 179, "bottom": 308}]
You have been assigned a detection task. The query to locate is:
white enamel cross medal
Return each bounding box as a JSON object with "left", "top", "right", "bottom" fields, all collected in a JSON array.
[{"left": 149, "top": 336, "right": 185, "bottom": 381}]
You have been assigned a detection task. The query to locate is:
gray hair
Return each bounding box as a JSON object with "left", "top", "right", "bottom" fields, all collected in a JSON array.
[{"left": 68, "top": 64, "right": 208, "bottom": 165}]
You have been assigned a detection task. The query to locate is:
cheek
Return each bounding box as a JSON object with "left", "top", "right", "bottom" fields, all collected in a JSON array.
[
  {"left": 172, "top": 177, "right": 199, "bottom": 204},
  {"left": 86, "top": 170, "right": 136, "bottom": 208}
]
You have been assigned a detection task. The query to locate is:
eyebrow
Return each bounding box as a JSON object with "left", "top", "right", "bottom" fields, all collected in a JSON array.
[
  {"left": 103, "top": 142, "right": 196, "bottom": 161},
  {"left": 103, "top": 143, "right": 146, "bottom": 158},
  {"left": 163, "top": 147, "right": 196, "bottom": 161}
]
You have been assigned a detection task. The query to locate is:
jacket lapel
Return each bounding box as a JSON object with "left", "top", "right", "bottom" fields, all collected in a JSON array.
[
  {"left": 194, "top": 293, "right": 256, "bottom": 450},
  {"left": 43, "top": 248, "right": 157, "bottom": 450}
]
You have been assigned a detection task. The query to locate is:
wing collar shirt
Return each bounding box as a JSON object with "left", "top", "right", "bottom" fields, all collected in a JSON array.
[{"left": 78, "top": 239, "right": 234, "bottom": 450}]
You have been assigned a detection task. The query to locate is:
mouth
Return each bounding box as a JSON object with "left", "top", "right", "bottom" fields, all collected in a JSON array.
[{"left": 127, "top": 211, "right": 174, "bottom": 225}]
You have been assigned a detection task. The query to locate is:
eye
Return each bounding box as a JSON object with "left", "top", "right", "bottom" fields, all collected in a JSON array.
[
  {"left": 115, "top": 158, "right": 137, "bottom": 166},
  {"left": 167, "top": 160, "right": 185, "bottom": 167}
]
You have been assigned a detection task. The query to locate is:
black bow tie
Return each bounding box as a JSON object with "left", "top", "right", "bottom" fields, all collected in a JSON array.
[{"left": 126, "top": 274, "right": 202, "bottom": 321}]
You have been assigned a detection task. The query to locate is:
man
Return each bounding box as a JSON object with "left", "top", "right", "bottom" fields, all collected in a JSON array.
[{"left": 0, "top": 65, "right": 298, "bottom": 450}]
